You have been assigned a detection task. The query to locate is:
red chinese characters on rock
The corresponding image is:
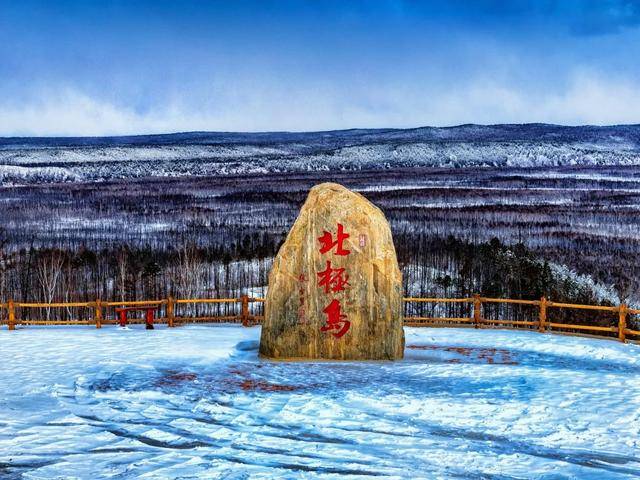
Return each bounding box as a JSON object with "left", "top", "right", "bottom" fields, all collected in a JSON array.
[
  {"left": 318, "top": 223, "right": 351, "bottom": 256},
  {"left": 320, "top": 299, "right": 350, "bottom": 338},
  {"left": 317, "top": 260, "right": 350, "bottom": 293},
  {"left": 317, "top": 223, "right": 352, "bottom": 338}
]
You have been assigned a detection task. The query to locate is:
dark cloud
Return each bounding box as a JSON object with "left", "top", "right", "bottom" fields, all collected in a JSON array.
[
  {"left": 567, "top": 0, "right": 640, "bottom": 35},
  {"left": 398, "top": 0, "right": 640, "bottom": 35}
]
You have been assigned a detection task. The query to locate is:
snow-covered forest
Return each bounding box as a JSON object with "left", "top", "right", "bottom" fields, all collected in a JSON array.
[
  {"left": 1, "top": 125, "right": 639, "bottom": 328},
  {"left": 2, "top": 124, "right": 640, "bottom": 184}
]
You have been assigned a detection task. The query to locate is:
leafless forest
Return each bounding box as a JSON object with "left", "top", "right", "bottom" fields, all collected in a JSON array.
[{"left": 1, "top": 164, "right": 638, "bottom": 328}]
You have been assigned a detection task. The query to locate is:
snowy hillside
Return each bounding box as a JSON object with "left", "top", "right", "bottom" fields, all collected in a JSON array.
[
  {"left": 1, "top": 325, "right": 639, "bottom": 478},
  {"left": 2, "top": 124, "right": 640, "bottom": 184}
]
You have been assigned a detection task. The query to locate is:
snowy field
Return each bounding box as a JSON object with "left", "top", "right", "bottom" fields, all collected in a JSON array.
[{"left": 1, "top": 326, "right": 639, "bottom": 479}]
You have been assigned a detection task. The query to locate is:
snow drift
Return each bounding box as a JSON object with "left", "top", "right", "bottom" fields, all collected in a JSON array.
[{"left": 1, "top": 325, "right": 639, "bottom": 478}]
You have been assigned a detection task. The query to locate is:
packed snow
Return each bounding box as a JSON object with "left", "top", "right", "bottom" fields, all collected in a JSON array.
[{"left": 1, "top": 325, "right": 639, "bottom": 479}]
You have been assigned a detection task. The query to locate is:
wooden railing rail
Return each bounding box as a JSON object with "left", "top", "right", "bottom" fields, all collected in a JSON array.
[
  {"left": 0, "top": 294, "right": 637, "bottom": 343},
  {"left": 404, "top": 297, "right": 473, "bottom": 303},
  {"left": 402, "top": 296, "right": 639, "bottom": 343}
]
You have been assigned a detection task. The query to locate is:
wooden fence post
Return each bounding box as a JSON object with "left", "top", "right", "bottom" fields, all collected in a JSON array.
[
  {"left": 473, "top": 294, "right": 482, "bottom": 329},
  {"left": 240, "top": 295, "right": 250, "bottom": 327},
  {"left": 8, "top": 299, "right": 15, "bottom": 331},
  {"left": 167, "top": 296, "right": 175, "bottom": 328},
  {"left": 618, "top": 303, "right": 627, "bottom": 343},
  {"left": 94, "top": 299, "right": 102, "bottom": 329},
  {"left": 538, "top": 297, "right": 547, "bottom": 333}
]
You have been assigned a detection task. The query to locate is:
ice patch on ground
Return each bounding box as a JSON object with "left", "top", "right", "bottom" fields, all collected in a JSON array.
[{"left": 0, "top": 325, "right": 639, "bottom": 479}]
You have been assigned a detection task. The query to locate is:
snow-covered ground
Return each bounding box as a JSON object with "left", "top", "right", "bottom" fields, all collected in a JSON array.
[{"left": 1, "top": 325, "right": 639, "bottom": 479}]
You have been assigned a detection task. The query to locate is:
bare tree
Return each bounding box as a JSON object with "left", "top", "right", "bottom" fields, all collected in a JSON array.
[
  {"left": 36, "top": 250, "right": 65, "bottom": 320},
  {"left": 116, "top": 247, "right": 128, "bottom": 302},
  {"left": 176, "top": 243, "right": 207, "bottom": 315},
  {"left": 0, "top": 228, "right": 9, "bottom": 319}
]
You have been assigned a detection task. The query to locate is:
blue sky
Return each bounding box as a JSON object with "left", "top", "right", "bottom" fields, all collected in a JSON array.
[{"left": 1, "top": 0, "right": 639, "bottom": 135}]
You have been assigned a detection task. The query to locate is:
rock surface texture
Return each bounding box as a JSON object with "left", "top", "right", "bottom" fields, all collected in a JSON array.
[{"left": 260, "top": 182, "right": 404, "bottom": 360}]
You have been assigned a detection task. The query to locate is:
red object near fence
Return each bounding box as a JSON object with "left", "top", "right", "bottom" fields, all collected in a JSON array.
[{"left": 115, "top": 306, "right": 159, "bottom": 329}]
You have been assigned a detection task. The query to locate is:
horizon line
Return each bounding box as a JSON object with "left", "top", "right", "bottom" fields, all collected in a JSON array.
[{"left": 2, "top": 122, "right": 640, "bottom": 140}]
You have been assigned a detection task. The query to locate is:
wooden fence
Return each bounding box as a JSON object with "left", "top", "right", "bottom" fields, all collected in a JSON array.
[{"left": 0, "top": 294, "right": 639, "bottom": 342}]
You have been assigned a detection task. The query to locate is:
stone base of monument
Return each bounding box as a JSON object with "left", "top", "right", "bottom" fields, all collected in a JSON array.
[{"left": 259, "top": 182, "right": 404, "bottom": 360}]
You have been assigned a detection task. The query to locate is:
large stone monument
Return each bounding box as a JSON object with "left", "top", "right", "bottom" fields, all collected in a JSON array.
[{"left": 260, "top": 182, "right": 404, "bottom": 360}]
